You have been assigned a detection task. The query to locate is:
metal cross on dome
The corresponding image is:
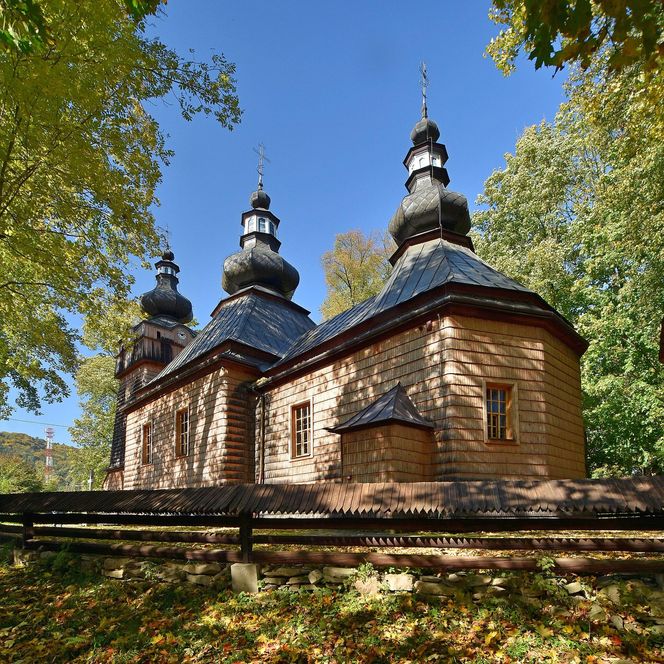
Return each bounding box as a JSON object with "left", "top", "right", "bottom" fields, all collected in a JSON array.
[
  {"left": 253, "top": 142, "right": 271, "bottom": 190},
  {"left": 419, "top": 61, "right": 429, "bottom": 119}
]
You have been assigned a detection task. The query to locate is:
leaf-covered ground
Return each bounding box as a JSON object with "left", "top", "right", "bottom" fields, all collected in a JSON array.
[{"left": 0, "top": 562, "right": 663, "bottom": 663}]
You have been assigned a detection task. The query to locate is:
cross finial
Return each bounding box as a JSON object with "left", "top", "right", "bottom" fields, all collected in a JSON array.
[
  {"left": 164, "top": 224, "right": 171, "bottom": 251},
  {"left": 419, "top": 61, "right": 429, "bottom": 119},
  {"left": 253, "top": 143, "right": 271, "bottom": 190}
]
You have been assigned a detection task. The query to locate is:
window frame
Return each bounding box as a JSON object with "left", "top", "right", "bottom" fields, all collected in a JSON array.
[
  {"left": 482, "top": 380, "right": 519, "bottom": 445},
  {"left": 290, "top": 400, "right": 313, "bottom": 460},
  {"left": 141, "top": 421, "right": 153, "bottom": 465},
  {"left": 175, "top": 407, "right": 190, "bottom": 458}
]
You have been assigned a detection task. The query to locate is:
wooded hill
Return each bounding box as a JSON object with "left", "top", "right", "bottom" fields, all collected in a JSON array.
[{"left": 0, "top": 432, "right": 81, "bottom": 491}]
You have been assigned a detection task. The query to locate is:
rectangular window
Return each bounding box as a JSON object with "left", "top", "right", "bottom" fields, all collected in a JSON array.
[
  {"left": 486, "top": 384, "right": 513, "bottom": 441},
  {"left": 291, "top": 402, "right": 311, "bottom": 458},
  {"left": 176, "top": 408, "right": 190, "bottom": 457},
  {"left": 142, "top": 423, "right": 152, "bottom": 465}
]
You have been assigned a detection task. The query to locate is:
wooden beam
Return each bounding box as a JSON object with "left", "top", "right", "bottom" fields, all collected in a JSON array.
[
  {"left": 34, "top": 527, "right": 240, "bottom": 545},
  {"left": 252, "top": 534, "right": 664, "bottom": 553},
  {"left": 25, "top": 539, "right": 242, "bottom": 562}
]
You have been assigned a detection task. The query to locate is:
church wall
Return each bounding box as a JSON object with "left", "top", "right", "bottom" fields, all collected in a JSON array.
[
  {"left": 122, "top": 364, "right": 256, "bottom": 489},
  {"left": 261, "top": 313, "right": 585, "bottom": 483},
  {"left": 341, "top": 424, "right": 434, "bottom": 482},
  {"left": 439, "top": 315, "right": 586, "bottom": 479}
]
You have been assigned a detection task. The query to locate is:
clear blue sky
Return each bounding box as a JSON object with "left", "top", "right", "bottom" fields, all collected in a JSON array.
[{"left": 1, "top": 1, "right": 567, "bottom": 446}]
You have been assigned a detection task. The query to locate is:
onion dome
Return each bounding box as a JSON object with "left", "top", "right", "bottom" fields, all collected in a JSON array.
[
  {"left": 410, "top": 116, "right": 440, "bottom": 144},
  {"left": 389, "top": 107, "right": 471, "bottom": 246},
  {"left": 250, "top": 186, "right": 271, "bottom": 210},
  {"left": 222, "top": 184, "right": 300, "bottom": 300},
  {"left": 139, "top": 250, "right": 193, "bottom": 323}
]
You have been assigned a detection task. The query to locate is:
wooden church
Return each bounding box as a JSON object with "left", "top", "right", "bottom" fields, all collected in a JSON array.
[{"left": 104, "top": 95, "right": 588, "bottom": 491}]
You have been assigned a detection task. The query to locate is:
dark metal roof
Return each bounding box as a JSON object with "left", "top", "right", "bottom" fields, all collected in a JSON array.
[
  {"left": 275, "top": 237, "right": 535, "bottom": 367},
  {"left": 328, "top": 383, "right": 433, "bottom": 433},
  {"left": 153, "top": 290, "right": 315, "bottom": 381},
  {"left": 2, "top": 478, "right": 663, "bottom": 518}
]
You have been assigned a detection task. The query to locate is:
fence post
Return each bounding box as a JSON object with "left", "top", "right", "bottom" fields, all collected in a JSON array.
[
  {"left": 22, "top": 513, "right": 35, "bottom": 549},
  {"left": 239, "top": 514, "right": 253, "bottom": 563}
]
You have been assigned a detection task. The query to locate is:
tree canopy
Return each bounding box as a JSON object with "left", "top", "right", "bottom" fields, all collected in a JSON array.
[
  {"left": 488, "top": 0, "right": 664, "bottom": 73},
  {"left": 0, "top": 0, "right": 240, "bottom": 417},
  {"left": 320, "top": 230, "right": 393, "bottom": 320},
  {"left": 474, "top": 51, "right": 664, "bottom": 475}
]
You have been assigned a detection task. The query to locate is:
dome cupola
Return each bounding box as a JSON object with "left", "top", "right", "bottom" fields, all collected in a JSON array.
[
  {"left": 139, "top": 249, "right": 194, "bottom": 323},
  {"left": 389, "top": 64, "right": 471, "bottom": 246},
  {"left": 222, "top": 146, "right": 300, "bottom": 300}
]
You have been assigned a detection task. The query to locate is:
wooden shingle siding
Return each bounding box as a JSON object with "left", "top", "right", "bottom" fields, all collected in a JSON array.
[
  {"left": 261, "top": 313, "right": 585, "bottom": 483},
  {"left": 341, "top": 424, "right": 434, "bottom": 482},
  {"left": 123, "top": 365, "right": 256, "bottom": 489}
]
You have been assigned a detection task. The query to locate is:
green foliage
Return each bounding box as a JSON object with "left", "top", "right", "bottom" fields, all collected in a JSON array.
[
  {"left": 320, "top": 229, "right": 394, "bottom": 320},
  {"left": 474, "top": 52, "right": 664, "bottom": 475},
  {"left": 0, "top": 430, "right": 84, "bottom": 490},
  {"left": 0, "top": 0, "right": 240, "bottom": 417},
  {"left": 68, "top": 355, "right": 118, "bottom": 489},
  {"left": 0, "top": 0, "right": 165, "bottom": 53},
  {"left": 0, "top": 454, "right": 42, "bottom": 492},
  {"left": 487, "top": 0, "right": 664, "bottom": 73}
]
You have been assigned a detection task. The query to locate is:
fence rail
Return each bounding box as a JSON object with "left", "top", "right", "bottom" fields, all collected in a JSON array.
[{"left": 2, "top": 511, "right": 664, "bottom": 575}]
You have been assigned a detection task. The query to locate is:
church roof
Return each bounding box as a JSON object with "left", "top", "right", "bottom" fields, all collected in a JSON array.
[
  {"left": 154, "top": 289, "right": 315, "bottom": 381},
  {"left": 273, "top": 235, "right": 540, "bottom": 368},
  {"left": 328, "top": 383, "right": 433, "bottom": 433}
]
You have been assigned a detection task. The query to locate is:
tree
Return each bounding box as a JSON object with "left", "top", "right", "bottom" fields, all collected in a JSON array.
[
  {"left": 0, "top": 455, "right": 43, "bottom": 492},
  {"left": 320, "top": 230, "right": 394, "bottom": 320},
  {"left": 0, "top": 0, "right": 163, "bottom": 53},
  {"left": 487, "top": 0, "right": 664, "bottom": 73},
  {"left": 0, "top": 0, "right": 241, "bottom": 417},
  {"left": 474, "top": 52, "right": 664, "bottom": 475},
  {"left": 68, "top": 355, "right": 118, "bottom": 489}
]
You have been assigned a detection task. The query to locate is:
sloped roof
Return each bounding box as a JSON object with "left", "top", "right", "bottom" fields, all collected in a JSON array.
[
  {"left": 2, "top": 478, "right": 664, "bottom": 518},
  {"left": 328, "top": 383, "right": 433, "bottom": 433},
  {"left": 274, "top": 237, "right": 540, "bottom": 367},
  {"left": 154, "top": 290, "right": 315, "bottom": 381}
]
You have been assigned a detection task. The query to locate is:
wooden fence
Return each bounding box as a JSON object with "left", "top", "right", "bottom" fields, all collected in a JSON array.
[{"left": 2, "top": 511, "right": 664, "bottom": 575}]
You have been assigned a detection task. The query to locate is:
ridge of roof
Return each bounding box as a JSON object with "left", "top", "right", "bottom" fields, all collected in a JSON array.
[
  {"left": 272, "top": 237, "right": 542, "bottom": 369},
  {"left": 150, "top": 290, "right": 315, "bottom": 384}
]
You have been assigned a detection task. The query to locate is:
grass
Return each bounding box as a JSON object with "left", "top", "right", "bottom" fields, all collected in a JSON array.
[{"left": 0, "top": 556, "right": 663, "bottom": 663}]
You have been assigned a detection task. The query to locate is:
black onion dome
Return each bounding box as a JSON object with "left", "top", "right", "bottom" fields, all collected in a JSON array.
[
  {"left": 410, "top": 117, "right": 440, "bottom": 144},
  {"left": 139, "top": 251, "right": 193, "bottom": 324},
  {"left": 222, "top": 247, "right": 300, "bottom": 300},
  {"left": 250, "top": 188, "right": 271, "bottom": 210},
  {"left": 389, "top": 182, "right": 471, "bottom": 245}
]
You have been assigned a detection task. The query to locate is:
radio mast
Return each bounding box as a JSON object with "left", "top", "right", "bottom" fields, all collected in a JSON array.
[{"left": 44, "top": 426, "right": 55, "bottom": 480}]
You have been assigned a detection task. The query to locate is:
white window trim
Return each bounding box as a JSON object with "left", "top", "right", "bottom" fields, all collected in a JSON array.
[
  {"left": 175, "top": 405, "right": 191, "bottom": 458},
  {"left": 289, "top": 398, "right": 314, "bottom": 460},
  {"left": 481, "top": 379, "right": 519, "bottom": 445}
]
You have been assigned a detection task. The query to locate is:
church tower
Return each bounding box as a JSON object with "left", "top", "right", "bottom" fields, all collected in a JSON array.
[{"left": 105, "top": 249, "right": 195, "bottom": 489}]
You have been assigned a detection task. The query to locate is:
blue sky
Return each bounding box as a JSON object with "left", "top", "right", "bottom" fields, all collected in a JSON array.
[{"left": 1, "top": 1, "right": 567, "bottom": 446}]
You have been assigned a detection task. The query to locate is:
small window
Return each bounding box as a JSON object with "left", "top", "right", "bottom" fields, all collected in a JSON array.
[
  {"left": 247, "top": 217, "right": 256, "bottom": 233},
  {"left": 418, "top": 157, "right": 425, "bottom": 168},
  {"left": 291, "top": 402, "right": 311, "bottom": 458},
  {"left": 142, "top": 423, "right": 153, "bottom": 465},
  {"left": 268, "top": 220, "right": 276, "bottom": 236},
  {"left": 258, "top": 217, "right": 267, "bottom": 233},
  {"left": 486, "top": 384, "right": 514, "bottom": 441},
  {"left": 176, "top": 408, "right": 190, "bottom": 457}
]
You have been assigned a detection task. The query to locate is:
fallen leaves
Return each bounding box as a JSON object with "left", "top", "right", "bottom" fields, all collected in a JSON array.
[{"left": 0, "top": 563, "right": 662, "bottom": 663}]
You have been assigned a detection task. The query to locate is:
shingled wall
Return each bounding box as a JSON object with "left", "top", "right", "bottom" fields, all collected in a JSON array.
[
  {"left": 122, "top": 365, "right": 256, "bottom": 489},
  {"left": 260, "top": 313, "right": 585, "bottom": 483}
]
